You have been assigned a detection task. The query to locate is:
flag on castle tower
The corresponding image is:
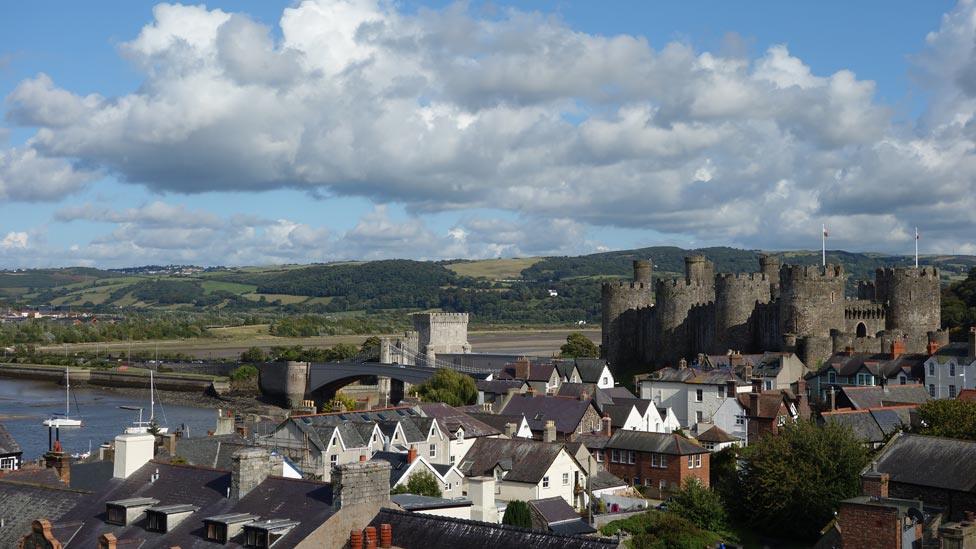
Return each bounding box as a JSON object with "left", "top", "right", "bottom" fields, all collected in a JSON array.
[
  {"left": 916, "top": 227, "right": 920, "bottom": 240},
  {"left": 823, "top": 226, "right": 829, "bottom": 238}
]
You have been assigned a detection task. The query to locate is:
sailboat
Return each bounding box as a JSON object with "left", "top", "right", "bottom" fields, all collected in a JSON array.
[
  {"left": 123, "top": 370, "right": 168, "bottom": 434},
  {"left": 43, "top": 367, "right": 82, "bottom": 427}
]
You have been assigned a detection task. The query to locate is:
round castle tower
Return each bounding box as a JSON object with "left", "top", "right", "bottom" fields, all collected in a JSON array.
[
  {"left": 601, "top": 260, "right": 655, "bottom": 366},
  {"left": 778, "top": 264, "right": 847, "bottom": 338},
  {"left": 759, "top": 254, "right": 781, "bottom": 299},
  {"left": 713, "top": 273, "right": 771, "bottom": 353},
  {"left": 875, "top": 267, "right": 941, "bottom": 334}
]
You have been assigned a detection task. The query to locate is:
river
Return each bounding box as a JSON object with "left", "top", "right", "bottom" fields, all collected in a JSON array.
[{"left": 0, "top": 378, "right": 223, "bottom": 460}]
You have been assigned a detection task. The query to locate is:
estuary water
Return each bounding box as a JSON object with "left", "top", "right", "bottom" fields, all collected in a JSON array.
[{"left": 0, "top": 377, "right": 220, "bottom": 460}]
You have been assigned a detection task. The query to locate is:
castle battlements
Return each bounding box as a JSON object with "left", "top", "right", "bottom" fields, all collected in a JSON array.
[
  {"left": 715, "top": 272, "right": 769, "bottom": 283},
  {"left": 602, "top": 280, "right": 653, "bottom": 291},
  {"left": 875, "top": 266, "right": 940, "bottom": 279},
  {"left": 780, "top": 264, "right": 845, "bottom": 281}
]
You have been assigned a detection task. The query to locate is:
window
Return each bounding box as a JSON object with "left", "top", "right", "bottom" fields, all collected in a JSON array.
[
  {"left": 856, "top": 373, "right": 875, "bottom": 386},
  {"left": 735, "top": 415, "right": 745, "bottom": 426},
  {"left": 696, "top": 389, "right": 703, "bottom": 402},
  {"left": 950, "top": 385, "right": 957, "bottom": 398},
  {"left": 704, "top": 442, "right": 715, "bottom": 451},
  {"left": 602, "top": 376, "right": 608, "bottom": 385},
  {"left": 659, "top": 455, "right": 668, "bottom": 468},
  {"left": 695, "top": 455, "right": 702, "bottom": 468},
  {"left": 610, "top": 449, "right": 620, "bottom": 463},
  {"left": 595, "top": 451, "right": 603, "bottom": 463},
  {"left": 450, "top": 455, "right": 456, "bottom": 465},
  {"left": 777, "top": 415, "right": 787, "bottom": 427},
  {"left": 651, "top": 454, "right": 659, "bottom": 467},
  {"left": 146, "top": 512, "right": 166, "bottom": 533},
  {"left": 764, "top": 380, "right": 773, "bottom": 390},
  {"left": 950, "top": 364, "right": 956, "bottom": 377},
  {"left": 929, "top": 384, "right": 936, "bottom": 397},
  {"left": 0, "top": 457, "right": 15, "bottom": 470},
  {"left": 929, "top": 363, "right": 935, "bottom": 376},
  {"left": 644, "top": 478, "right": 653, "bottom": 487},
  {"left": 827, "top": 371, "right": 836, "bottom": 384},
  {"left": 687, "top": 456, "right": 694, "bottom": 468},
  {"left": 718, "top": 385, "right": 725, "bottom": 398},
  {"left": 696, "top": 411, "right": 703, "bottom": 423},
  {"left": 633, "top": 477, "right": 640, "bottom": 486},
  {"left": 542, "top": 476, "right": 550, "bottom": 488},
  {"left": 628, "top": 451, "right": 635, "bottom": 464},
  {"left": 429, "top": 444, "right": 436, "bottom": 458},
  {"left": 562, "top": 472, "right": 570, "bottom": 486},
  {"left": 206, "top": 522, "right": 227, "bottom": 543},
  {"left": 899, "top": 376, "right": 906, "bottom": 385},
  {"left": 106, "top": 507, "right": 126, "bottom": 526},
  {"left": 330, "top": 454, "right": 338, "bottom": 466}
]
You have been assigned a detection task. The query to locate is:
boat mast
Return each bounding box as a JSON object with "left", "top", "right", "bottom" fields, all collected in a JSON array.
[
  {"left": 65, "top": 367, "right": 70, "bottom": 419},
  {"left": 150, "top": 370, "right": 155, "bottom": 423}
]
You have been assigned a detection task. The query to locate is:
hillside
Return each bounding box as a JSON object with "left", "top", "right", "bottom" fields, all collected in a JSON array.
[{"left": 2, "top": 248, "right": 976, "bottom": 330}]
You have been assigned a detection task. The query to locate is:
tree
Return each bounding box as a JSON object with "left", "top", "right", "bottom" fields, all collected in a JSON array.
[
  {"left": 560, "top": 332, "right": 599, "bottom": 358},
  {"left": 666, "top": 478, "right": 728, "bottom": 534},
  {"left": 600, "top": 511, "right": 723, "bottom": 549},
  {"left": 360, "top": 336, "right": 382, "bottom": 360},
  {"left": 915, "top": 398, "right": 976, "bottom": 440},
  {"left": 502, "top": 500, "right": 532, "bottom": 528},
  {"left": 229, "top": 364, "right": 259, "bottom": 381},
  {"left": 414, "top": 368, "right": 478, "bottom": 406},
  {"left": 240, "top": 346, "right": 267, "bottom": 363},
  {"left": 391, "top": 470, "right": 442, "bottom": 498},
  {"left": 322, "top": 392, "right": 358, "bottom": 413},
  {"left": 737, "top": 420, "right": 870, "bottom": 540}
]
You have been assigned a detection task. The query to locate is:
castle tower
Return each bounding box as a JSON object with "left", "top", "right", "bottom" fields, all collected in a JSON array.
[
  {"left": 713, "top": 273, "right": 771, "bottom": 354},
  {"left": 876, "top": 267, "right": 941, "bottom": 334},
  {"left": 685, "top": 255, "right": 714, "bottom": 286},
  {"left": 411, "top": 312, "right": 471, "bottom": 366},
  {"left": 778, "top": 264, "right": 847, "bottom": 339},
  {"left": 601, "top": 260, "right": 655, "bottom": 369},
  {"left": 759, "top": 254, "right": 781, "bottom": 299}
]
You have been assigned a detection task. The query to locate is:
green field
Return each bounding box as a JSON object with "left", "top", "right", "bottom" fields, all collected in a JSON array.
[
  {"left": 201, "top": 280, "right": 258, "bottom": 294},
  {"left": 446, "top": 257, "right": 541, "bottom": 279}
]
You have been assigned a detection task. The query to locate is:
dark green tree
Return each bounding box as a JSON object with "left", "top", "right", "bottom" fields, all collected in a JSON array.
[
  {"left": 502, "top": 500, "right": 532, "bottom": 528},
  {"left": 360, "top": 336, "right": 382, "bottom": 360},
  {"left": 391, "top": 470, "right": 442, "bottom": 497},
  {"left": 738, "top": 420, "right": 870, "bottom": 540},
  {"left": 240, "top": 346, "right": 267, "bottom": 363},
  {"left": 666, "top": 478, "right": 728, "bottom": 534},
  {"left": 414, "top": 369, "right": 478, "bottom": 406},
  {"left": 914, "top": 399, "right": 976, "bottom": 440},
  {"left": 229, "top": 364, "right": 259, "bottom": 381},
  {"left": 560, "top": 332, "right": 599, "bottom": 358}
]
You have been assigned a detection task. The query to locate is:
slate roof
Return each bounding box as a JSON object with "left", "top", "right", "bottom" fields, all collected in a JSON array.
[
  {"left": 840, "top": 385, "right": 930, "bottom": 409},
  {"left": 696, "top": 425, "right": 739, "bottom": 443},
  {"left": 500, "top": 394, "right": 594, "bottom": 434},
  {"left": 370, "top": 451, "right": 417, "bottom": 487},
  {"left": 528, "top": 497, "right": 596, "bottom": 535},
  {"left": 367, "top": 507, "right": 617, "bottom": 549},
  {"left": 458, "top": 438, "right": 567, "bottom": 484},
  {"left": 650, "top": 367, "right": 745, "bottom": 386},
  {"left": 553, "top": 360, "right": 579, "bottom": 380},
  {"left": 415, "top": 403, "right": 502, "bottom": 438},
  {"left": 466, "top": 412, "right": 526, "bottom": 434},
  {"left": 0, "top": 467, "right": 64, "bottom": 487},
  {"left": 556, "top": 383, "right": 614, "bottom": 412},
  {"left": 289, "top": 415, "right": 381, "bottom": 452},
  {"left": 476, "top": 379, "right": 527, "bottom": 395},
  {"left": 602, "top": 404, "right": 637, "bottom": 428},
  {"left": 0, "top": 422, "right": 22, "bottom": 455},
  {"left": 157, "top": 434, "right": 252, "bottom": 469},
  {"left": 928, "top": 342, "right": 971, "bottom": 364},
  {"left": 390, "top": 494, "right": 472, "bottom": 511},
  {"left": 874, "top": 434, "right": 976, "bottom": 492},
  {"left": 590, "top": 469, "right": 627, "bottom": 492},
  {"left": 610, "top": 397, "right": 656, "bottom": 417},
  {"left": 605, "top": 431, "right": 708, "bottom": 456},
  {"left": 58, "top": 460, "right": 336, "bottom": 548},
  {"left": 573, "top": 433, "right": 610, "bottom": 450},
  {"left": 822, "top": 353, "right": 927, "bottom": 380},
  {"left": 823, "top": 410, "right": 886, "bottom": 443},
  {"left": 603, "top": 387, "right": 637, "bottom": 400},
  {"left": 69, "top": 460, "right": 115, "bottom": 492},
  {"left": 573, "top": 358, "right": 611, "bottom": 384},
  {"left": 0, "top": 477, "right": 90, "bottom": 548}
]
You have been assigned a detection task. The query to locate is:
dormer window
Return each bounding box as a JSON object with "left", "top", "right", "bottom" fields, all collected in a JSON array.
[
  {"left": 243, "top": 519, "right": 300, "bottom": 548},
  {"left": 204, "top": 513, "right": 258, "bottom": 544},
  {"left": 106, "top": 497, "right": 159, "bottom": 526},
  {"left": 145, "top": 504, "right": 199, "bottom": 533}
]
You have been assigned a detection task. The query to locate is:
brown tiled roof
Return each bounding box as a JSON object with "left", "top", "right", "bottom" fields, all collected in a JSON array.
[{"left": 696, "top": 425, "right": 739, "bottom": 443}]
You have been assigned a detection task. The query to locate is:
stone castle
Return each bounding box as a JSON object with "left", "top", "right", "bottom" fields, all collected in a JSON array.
[
  {"left": 601, "top": 255, "right": 945, "bottom": 372},
  {"left": 380, "top": 312, "right": 471, "bottom": 366}
]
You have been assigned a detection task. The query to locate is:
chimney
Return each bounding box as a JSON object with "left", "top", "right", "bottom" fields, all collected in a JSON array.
[
  {"left": 749, "top": 393, "right": 760, "bottom": 418},
  {"left": 601, "top": 414, "right": 612, "bottom": 436},
  {"left": 113, "top": 433, "right": 155, "bottom": 480},
  {"left": 861, "top": 468, "right": 889, "bottom": 499},
  {"left": 215, "top": 409, "right": 235, "bottom": 436},
  {"left": 97, "top": 533, "right": 118, "bottom": 549},
  {"left": 162, "top": 433, "right": 177, "bottom": 458},
  {"left": 526, "top": 386, "right": 537, "bottom": 397},
  {"left": 231, "top": 447, "right": 271, "bottom": 500},
  {"left": 380, "top": 523, "right": 392, "bottom": 548},
  {"left": 751, "top": 377, "right": 763, "bottom": 394},
  {"left": 407, "top": 446, "right": 418, "bottom": 464},
  {"left": 333, "top": 461, "right": 392, "bottom": 509},
  {"left": 727, "top": 379, "right": 738, "bottom": 398},
  {"left": 43, "top": 448, "right": 71, "bottom": 484},
  {"left": 504, "top": 422, "right": 517, "bottom": 438},
  {"left": 365, "top": 526, "right": 377, "bottom": 549},
  {"left": 678, "top": 358, "right": 688, "bottom": 370},
  {"left": 743, "top": 364, "right": 753, "bottom": 381},
  {"left": 927, "top": 339, "right": 940, "bottom": 356},
  {"left": 795, "top": 378, "right": 807, "bottom": 407},
  {"left": 350, "top": 530, "right": 364, "bottom": 549},
  {"left": 468, "top": 476, "right": 499, "bottom": 523},
  {"left": 579, "top": 389, "right": 589, "bottom": 402},
  {"left": 543, "top": 420, "right": 557, "bottom": 443},
  {"left": 729, "top": 352, "right": 744, "bottom": 368},
  {"left": 514, "top": 358, "right": 531, "bottom": 380},
  {"left": 890, "top": 339, "right": 905, "bottom": 360},
  {"left": 829, "top": 387, "right": 837, "bottom": 412}
]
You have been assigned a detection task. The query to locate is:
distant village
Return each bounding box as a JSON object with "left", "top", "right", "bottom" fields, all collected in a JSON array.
[{"left": 2, "top": 255, "right": 976, "bottom": 548}]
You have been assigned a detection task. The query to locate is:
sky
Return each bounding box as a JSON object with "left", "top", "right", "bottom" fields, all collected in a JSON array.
[{"left": 2, "top": 0, "right": 976, "bottom": 268}]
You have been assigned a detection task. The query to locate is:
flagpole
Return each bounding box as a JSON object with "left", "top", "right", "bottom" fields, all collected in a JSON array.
[
  {"left": 915, "top": 227, "right": 919, "bottom": 268},
  {"left": 822, "top": 224, "right": 826, "bottom": 267}
]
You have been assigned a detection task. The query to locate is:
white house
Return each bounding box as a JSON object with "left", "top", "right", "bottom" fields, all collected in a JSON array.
[
  {"left": 415, "top": 403, "right": 505, "bottom": 466},
  {"left": 267, "top": 417, "right": 385, "bottom": 481},
  {"left": 638, "top": 365, "right": 750, "bottom": 428},
  {"left": 459, "top": 438, "right": 589, "bottom": 509},
  {"left": 373, "top": 448, "right": 467, "bottom": 499},
  {"left": 923, "top": 337, "right": 976, "bottom": 399}
]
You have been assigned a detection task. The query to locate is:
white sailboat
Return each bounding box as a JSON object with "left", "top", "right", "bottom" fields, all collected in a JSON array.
[
  {"left": 43, "top": 367, "right": 82, "bottom": 427},
  {"left": 123, "top": 370, "right": 169, "bottom": 434}
]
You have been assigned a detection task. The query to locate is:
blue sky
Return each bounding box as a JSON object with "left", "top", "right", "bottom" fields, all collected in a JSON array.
[{"left": 1, "top": 0, "right": 974, "bottom": 267}]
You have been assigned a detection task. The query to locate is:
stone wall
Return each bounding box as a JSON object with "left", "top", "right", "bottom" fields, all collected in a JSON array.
[
  {"left": 879, "top": 267, "right": 941, "bottom": 334},
  {"left": 601, "top": 261, "right": 655, "bottom": 369},
  {"left": 333, "top": 461, "right": 391, "bottom": 509}
]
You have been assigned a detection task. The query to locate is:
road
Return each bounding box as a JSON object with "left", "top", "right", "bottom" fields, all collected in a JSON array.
[{"left": 39, "top": 328, "right": 601, "bottom": 360}]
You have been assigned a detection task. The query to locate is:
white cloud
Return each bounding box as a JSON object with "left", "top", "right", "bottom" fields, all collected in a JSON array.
[
  {"left": 1, "top": 0, "right": 975, "bottom": 256},
  {"left": 0, "top": 232, "right": 28, "bottom": 250}
]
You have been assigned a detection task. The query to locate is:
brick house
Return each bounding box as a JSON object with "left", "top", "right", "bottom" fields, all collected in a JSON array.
[
  {"left": 736, "top": 379, "right": 809, "bottom": 442},
  {"left": 598, "top": 430, "right": 709, "bottom": 499}
]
